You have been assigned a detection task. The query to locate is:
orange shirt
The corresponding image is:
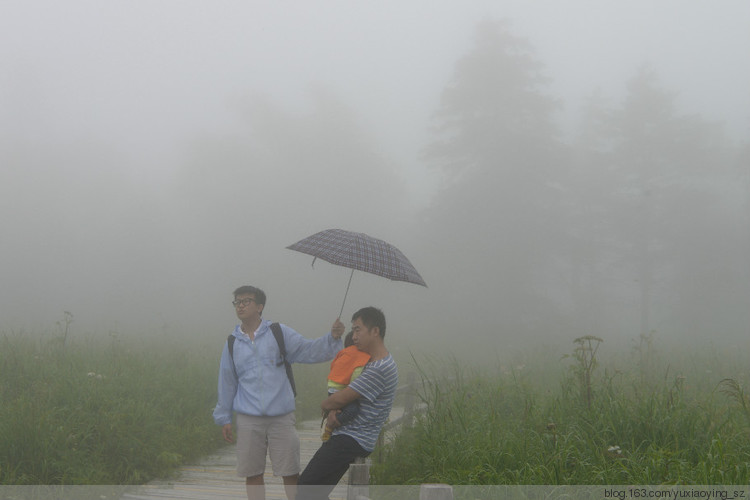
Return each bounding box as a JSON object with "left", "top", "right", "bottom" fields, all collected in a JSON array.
[{"left": 327, "top": 345, "right": 371, "bottom": 386}]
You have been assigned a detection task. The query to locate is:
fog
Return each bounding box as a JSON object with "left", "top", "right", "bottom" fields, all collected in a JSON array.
[{"left": 2, "top": 1, "right": 749, "bottom": 362}]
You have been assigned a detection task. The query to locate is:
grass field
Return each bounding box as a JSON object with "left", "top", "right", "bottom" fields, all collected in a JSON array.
[
  {"left": 373, "top": 335, "right": 750, "bottom": 485},
  {"left": 3, "top": 327, "right": 749, "bottom": 486},
  {"left": 0, "top": 327, "right": 330, "bottom": 485}
]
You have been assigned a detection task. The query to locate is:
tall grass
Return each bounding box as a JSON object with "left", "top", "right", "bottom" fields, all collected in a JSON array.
[
  {"left": 373, "top": 338, "right": 750, "bottom": 485},
  {"left": 0, "top": 329, "right": 223, "bottom": 484},
  {"left": 6, "top": 325, "right": 748, "bottom": 486},
  {"left": 0, "top": 327, "right": 340, "bottom": 485}
]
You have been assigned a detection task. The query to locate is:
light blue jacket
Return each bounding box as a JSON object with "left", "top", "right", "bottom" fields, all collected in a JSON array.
[{"left": 213, "top": 320, "right": 342, "bottom": 424}]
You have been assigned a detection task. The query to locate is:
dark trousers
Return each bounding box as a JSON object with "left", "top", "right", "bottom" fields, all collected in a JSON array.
[{"left": 296, "top": 434, "right": 369, "bottom": 500}]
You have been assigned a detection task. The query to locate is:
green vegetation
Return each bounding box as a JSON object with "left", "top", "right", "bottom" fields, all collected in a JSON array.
[
  {"left": 0, "top": 329, "right": 219, "bottom": 484},
  {"left": 373, "top": 337, "right": 750, "bottom": 485},
  {"left": 4, "top": 325, "right": 749, "bottom": 486},
  {"left": 0, "top": 328, "right": 328, "bottom": 485}
]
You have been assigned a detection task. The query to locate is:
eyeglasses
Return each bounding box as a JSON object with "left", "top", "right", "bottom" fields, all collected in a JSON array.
[{"left": 232, "top": 298, "right": 256, "bottom": 308}]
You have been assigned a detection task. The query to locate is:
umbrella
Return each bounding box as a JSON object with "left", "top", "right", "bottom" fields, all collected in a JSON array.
[{"left": 286, "top": 228, "right": 427, "bottom": 317}]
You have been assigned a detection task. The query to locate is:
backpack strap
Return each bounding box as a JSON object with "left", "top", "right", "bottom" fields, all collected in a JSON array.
[
  {"left": 227, "top": 335, "right": 237, "bottom": 380},
  {"left": 270, "top": 322, "right": 297, "bottom": 397},
  {"left": 226, "top": 324, "right": 297, "bottom": 397}
]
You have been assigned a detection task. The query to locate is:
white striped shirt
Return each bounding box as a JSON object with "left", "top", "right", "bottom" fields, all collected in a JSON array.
[{"left": 335, "top": 354, "right": 398, "bottom": 452}]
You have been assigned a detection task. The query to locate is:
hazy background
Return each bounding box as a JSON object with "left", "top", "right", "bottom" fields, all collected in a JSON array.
[{"left": 2, "top": 1, "right": 749, "bottom": 361}]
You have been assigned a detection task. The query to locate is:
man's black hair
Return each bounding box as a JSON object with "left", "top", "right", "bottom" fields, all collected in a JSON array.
[
  {"left": 233, "top": 285, "right": 266, "bottom": 307},
  {"left": 351, "top": 307, "right": 386, "bottom": 338}
]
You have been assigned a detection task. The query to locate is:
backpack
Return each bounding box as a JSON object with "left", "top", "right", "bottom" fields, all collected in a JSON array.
[{"left": 227, "top": 322, "right": 297, "bottom": 397}]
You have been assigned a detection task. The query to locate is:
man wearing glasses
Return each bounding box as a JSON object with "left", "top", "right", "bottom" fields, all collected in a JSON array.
[{"left": 213, "top": 285, "right": 345, "bottom": 500}]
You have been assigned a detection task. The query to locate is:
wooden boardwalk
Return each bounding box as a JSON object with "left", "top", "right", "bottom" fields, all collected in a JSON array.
[{"left": 122, "top": 408, "right": 403, "bottom": 500}]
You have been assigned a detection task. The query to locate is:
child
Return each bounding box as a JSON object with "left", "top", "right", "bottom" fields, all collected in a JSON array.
[{"left": 321, "top": 330, "right": 371, "bottom": 440}]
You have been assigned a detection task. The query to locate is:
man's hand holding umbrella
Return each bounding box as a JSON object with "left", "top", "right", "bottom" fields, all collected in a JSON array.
[{"left": 331, "top": 317, "right": 345, "bottom": 340}]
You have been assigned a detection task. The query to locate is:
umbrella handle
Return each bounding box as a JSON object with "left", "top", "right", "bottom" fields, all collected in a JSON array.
[{"left": 339, "top": 269, "right": 355, "bottom": 319}]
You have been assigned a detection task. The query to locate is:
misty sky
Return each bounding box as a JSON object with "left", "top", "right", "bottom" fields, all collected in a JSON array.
[{"left": 2, "top": 1, "right": 749, "bottom": 355}]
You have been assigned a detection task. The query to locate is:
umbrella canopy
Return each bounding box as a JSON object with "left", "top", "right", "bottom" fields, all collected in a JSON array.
[{"left": 286, "top": 228, "right": 426, "bottom": 316}]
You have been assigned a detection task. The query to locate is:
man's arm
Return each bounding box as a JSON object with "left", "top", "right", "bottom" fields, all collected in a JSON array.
[
  {"left": 321, "top": 386, "right": 361, "bottom": 411},
  {"left": 283, "top": 318, "right": 345, "bottom": 364},
  {"left": 213, "top": 343, "right": 238, "bottom": 426}
]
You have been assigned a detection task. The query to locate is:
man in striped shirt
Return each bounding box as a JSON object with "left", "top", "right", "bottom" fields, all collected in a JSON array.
[{"left": 297, "top": 307, "right": 398, "bottom": 500}]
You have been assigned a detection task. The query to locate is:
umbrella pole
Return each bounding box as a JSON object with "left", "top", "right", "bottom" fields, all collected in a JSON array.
[{"left": 339, "top": 269, "right": 354, "bottom": 319}]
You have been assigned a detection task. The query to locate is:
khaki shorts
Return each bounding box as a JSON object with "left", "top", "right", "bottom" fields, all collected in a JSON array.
[{"left": 235, "top": 412, "right": 300, "bottom": 477}]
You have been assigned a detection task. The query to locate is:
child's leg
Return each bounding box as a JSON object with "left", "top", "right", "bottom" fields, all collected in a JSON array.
[{"left": 321, "top": 390, "right": 335, "bottom": 441}]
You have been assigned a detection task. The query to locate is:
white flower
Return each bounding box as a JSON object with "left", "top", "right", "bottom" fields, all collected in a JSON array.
[{"left": 87, "top": 372, "right": 96, "bottom": 377}]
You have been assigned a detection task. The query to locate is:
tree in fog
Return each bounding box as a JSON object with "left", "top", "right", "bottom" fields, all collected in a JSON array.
[
  {"left": 740, "top": 141, "right": 750, "bottom": 247},
  {"left": 732, "top": 139, "right": 750, "bottom": 339},
  {"left": 556, "top": 91, "right": 618, "bottom": 336},
  {"left": 173, "top": 88, "right": 413, "bottom": 322},
  {"left": 574, "top": 67, "right": 740, "bottom": 339},
  {"left": 0, "top": 140, "right": 172, "bottom": 330},
  {"left": 177, "top": 87, "right": 410, "bottom": 239},
  {"left": 417, "top": 18, "right": 565, "bottom": 339}
]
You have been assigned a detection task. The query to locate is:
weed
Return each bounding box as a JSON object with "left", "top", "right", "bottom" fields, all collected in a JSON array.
[
  {"left": 0, "top": 328, "right": 343, "bottom": 485},
  {"left": 374, "top": 340, "right": 750, "bottom": 485},
  {"left": 0, "top": 332, "right": 221, "bottom": 484},
  {"left": 564, "top": 335, "right": 603, "bottom": 409},
  {"left": 55, "top": 311, "right": 74, "bottom": 349},
  {"left": 717, "top": 378, "right": 750, "bottom": 428}
]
